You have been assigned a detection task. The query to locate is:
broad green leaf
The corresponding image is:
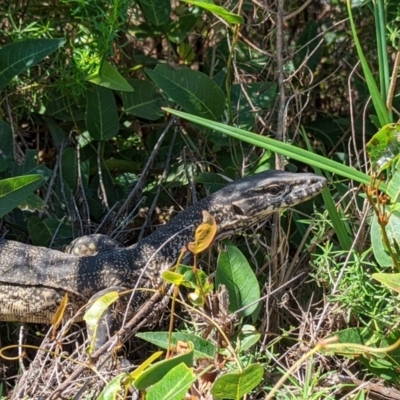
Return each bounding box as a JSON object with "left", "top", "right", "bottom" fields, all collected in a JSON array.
[
  {"left": 195, "top": 172, "right": 232, "bottom": 193},
  {"left": 61, "top": 148, "right": 78, "bottom": 189},
  {"left": 162, "top": 270, "right": 185, "bottom": 285},
  {"left": 19, "top": 194, "right": 47, "bottom": 213},
  {"left": 147, "top": 65, "right": 226, "bottom": 120},
  {"left": 216, "top": 245, "right": 260, "bottom": 317},
  {"left": 45, "top": 118, "right": 67, "bottom": 150},
  {"left": 211, "top": 364, "right": 263, "bottom": 399},
  {"left": 325, "top": 327, "right": 370, "bottom": 357},
  {"left": 27, "top": 216, "right": 51, "bottom": 247},
  {"left": 0, "top": 38, "right": 66, "bottom": 91},
  {"left": 0, "top": 120, "right": 14, "bottom": 158},
  {"left": 134, "top": 342, "right": 194, "bottom": 390},
  {"left": 146, "top": 363, "right": 195, "bottom": 400},
  {"left": 371, "top": 210, "right": 400, "bottom": 268},
  {"left": 122, "top": 79, "right": 166, "bottom": 120},
  {"left": 387, "top": 163, "right": 400, "bottom": 203},
  {"left": 177, "top": 42, "right": 195, "bottom": 63},
  {"left": 136, "top": 332, "right": 216, "bottom": 359},
  {"left": 366, "top": 123, "right": 400, "bottom": 172},
  {"left": 28, "top": 216, "right": 72, "bottom": 247},
  {"left": 126, "top": 351, "right": 164, "bottom": 385},
  {"left": 86, "top": 85, "right": 119, "bottom": 140},
  {"left": 0, "top": 174, "right": 44, "bottom": 218},
  {"left": 168, "top": 14, "right": 198, "bottom": 44},
  {"left": 180, "top": 0, "right": 244, "bottom": 25},
  {"left": 0, "top": 158, "right": 8, "bottom": 173},
  {"left": 45, "top": 90, "right": 86, "bottom": 121},
  {"left": 90, "top": 158, "right": 141, "bottom": 175},
  {"left": 231, "top": 82, "right": 277, "bottom": 130},
  {"left": 137, "top": 0, "right": 171, "bottom": 26},
  {"left": 327, "top": 328, "right": 400, "bottom": 383},
  {"left": 86, "top": 61, "right": 133, "bottom": 92},
  {"left": 178, "top": 265, "right": 213, "bottom": 293},
  {"left": 98, "top": 373, "right": 127, "bottom": 400},
  {"left": 238, "top": 325, "right": 261, "bottom": 352},
  {"left": 372, "top": 273, "right": 400, "bottom": 293},
  {"left": 10, "top": 150, "right": 47, "bottom": 176}
]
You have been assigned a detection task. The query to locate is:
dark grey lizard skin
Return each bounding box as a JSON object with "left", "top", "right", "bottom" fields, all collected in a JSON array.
[{"left": 0, "top": 170, "right": 327, "bottom": 325}]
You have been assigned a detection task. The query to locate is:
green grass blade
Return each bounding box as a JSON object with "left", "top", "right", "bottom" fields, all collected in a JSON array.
[
  {"left": 346, "top": 1, "right": 390, "bottom": 126},
  {"left": 302, "top": 130, "right": 352, "bottom": 250},
  {"left": 374, "top": 0, "right": 389, "bottom": 102},
  {"left": 164, "top": 108, "right": 377, "bottom": 188}
]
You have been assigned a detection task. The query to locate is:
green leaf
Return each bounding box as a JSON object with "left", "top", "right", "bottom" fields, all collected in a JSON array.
[
  {"left": 61, "top": 148, "right": 78, "bottom": 189},
  {"left": 45, "top": 90, "right": 86, "bottom": 121},
  {"left": 216, "top": 245, "right": 260, "bottom": 317},
  {"left": 147, "top": 65, "right": 226, "bottom": 120},
  {"left": 134, "top": 342, "right": 194, "bottom": 390},
  {"left": 86, "top": 61, "right": 133, "bottom": 92},
  {"left": 211, "top": 364, "right": 263, "bottom": 399},
  {"left": 372, "top": 273, "right": 400, "bottom": 293},
  {"left": 0, "top": 174, "right": 44, "bottom": 218},
  {"left": 122, "top": 79, "right": 165, "bottom": 120},
  {"left": 0, "top": 158, "right": 9, "bottom": 173},
  {"left": 27, "top": 216, "right": 71, "bottom": 247},
  {"left": 98, "top": 373, "right": 127, "bottom": 400},
  {"left": 301, "top": 130, "right": 352, "bottom": 251},
  {"left": 136, "top": 332, "right": 216, "bottom": 359},
  {"left": 346, "top": 3, "right": 390, "bottom": 127},
  {"left": 19, "top": 193, "right": 47, "bottom": 213},
  {"left": 237, "top": 325, "right": 261, "bottom": 352},
  {"left": 178, "top": 265, "right": 213, "bottom": 293},
  {"left": 84, "top": 290, "right": 121, "bottom": 354},
  {"left": 195, "top": 172, "right": 232, "bottom": 193},
  {"left": 137, "top": 0, "right": 171, "bottom": 26},
  {"left": 45, "top": 118, "right": 67, "bottom": 150},
  {"left": 366, "top": 123, "right": 400, "bottom": 172},
  {"left": 162, "top": 270, "right": 185, "bottom": 285},
  {"left": 146, "top": 363, "right": 195, "bottom": 400},
  {"left": 0, "top": 38, "right": 66, "bottom": 91},
  {"left": 90, "top": 158, "right": 140, "bottom": 175},
  {"left": 0, "top": 120, "right": 14, "bottom": 158},
  {"left": 329, "top": 328, "right": 400, "bottom": 383},
  {"left": 180, "top": 0, "right": 244, "bottom": 25},
  {"left": 231, "top": 82, "right": 277, "bottom": 130},
  {"left": 371, "top": 210, "right": 400, "bottom": 268},
  {"left": 387, "top": 163, "right": 400, "bottom": 203},
  {"left": 86, "top": 85, "right": 119, "bottom": 140},
  {"left": 164, "top": 108, "right": 376, "bottom": 189}
]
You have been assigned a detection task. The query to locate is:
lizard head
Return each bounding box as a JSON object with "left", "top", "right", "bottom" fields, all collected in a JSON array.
[{"left": 207, "top": 170, "right": 327, "bottom": 238}]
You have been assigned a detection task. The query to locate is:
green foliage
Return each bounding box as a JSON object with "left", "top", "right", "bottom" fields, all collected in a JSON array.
[
  {"left": 2, "top": 0, "right": 400, "bottom": 398},
  {"left": 211, "top": 364, "right": 264, "bottom": 400},
  {"left": 216, "top": 244, "right": 260, "bottom": 317},
  {"left": 0, "top": 175, "right": 45, "bottom": 218}
]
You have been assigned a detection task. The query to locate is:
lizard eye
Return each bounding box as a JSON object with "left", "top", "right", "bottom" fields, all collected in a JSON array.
[
  {"left": 265, "top": 185, "right": 281, "bottom": 195},
  {"left": 232, "top": 204, "right": 245, "bottom": 215}
]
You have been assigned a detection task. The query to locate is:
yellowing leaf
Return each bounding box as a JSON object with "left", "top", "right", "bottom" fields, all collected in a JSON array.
[
  {"left": 188, "top": 210, "right": 217, "bottom": 254},
  {"left": 84, "top": 290, "right": 120, "bottom": 354},
  {"left": 162, "top": 270, "right": 184, "bottom": 285},
  {"left": 124, "top": 351, "right": 163, "bottom": 386},
  {"left": 51, "top": 292, "right": 69, "bottom": 328}
]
